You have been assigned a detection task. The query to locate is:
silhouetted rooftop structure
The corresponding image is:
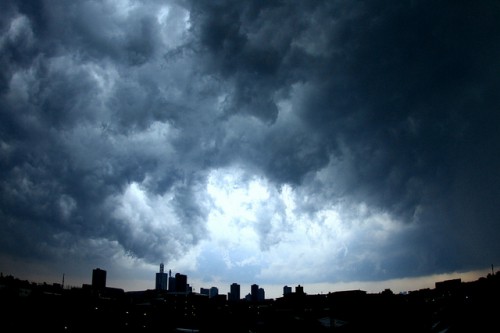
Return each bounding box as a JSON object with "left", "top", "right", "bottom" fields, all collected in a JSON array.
[{"left": 91, "top": 267, "right": 106, "bottom": 290}]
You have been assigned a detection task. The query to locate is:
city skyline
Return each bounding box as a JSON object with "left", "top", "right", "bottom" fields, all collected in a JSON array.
[
  {"left": 1, "top": 264, "right": 493, "bottom": 301},
  {"left": 3, "top": 270, "right": 498, "bottom": 332},
  {"left": 1, "top": 0, "right": 500, "bottom": 300}
]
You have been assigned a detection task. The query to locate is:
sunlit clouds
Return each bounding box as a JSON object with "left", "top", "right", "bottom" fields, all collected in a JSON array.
[{"left": 1, "top": 0, "right": 499, "bottom": 298}]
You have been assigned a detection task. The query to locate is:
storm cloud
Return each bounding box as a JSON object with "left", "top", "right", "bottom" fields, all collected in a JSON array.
[{"left": 1, "top": 0, "right": 499, "bottom": 291}]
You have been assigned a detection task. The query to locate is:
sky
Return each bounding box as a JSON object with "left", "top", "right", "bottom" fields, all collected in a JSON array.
[{"left": 1, "top": 0, "right": 499, "bottom": 299}]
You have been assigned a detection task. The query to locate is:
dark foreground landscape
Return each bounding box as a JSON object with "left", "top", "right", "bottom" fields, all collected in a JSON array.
[{"left": 1, "top": 272, "right": 499, "bottom": 332}]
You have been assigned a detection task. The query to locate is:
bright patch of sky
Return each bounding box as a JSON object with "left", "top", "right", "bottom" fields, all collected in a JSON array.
[{"left": 165, "top": 166, "right": 411, "bottom": 287}]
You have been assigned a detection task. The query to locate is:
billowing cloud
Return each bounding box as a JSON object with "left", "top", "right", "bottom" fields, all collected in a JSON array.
[{"left": 1, "top": 0, "right": 499, "bottom": 294}]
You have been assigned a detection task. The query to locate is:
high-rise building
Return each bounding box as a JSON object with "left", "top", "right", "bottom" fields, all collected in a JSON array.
[
  {"left": 251, "top": 284, "right": 259, "bottom": 302},
  {"left": 155, "top": 263, "right": 168, "bottom": 290},
  {"left": 168, "top": 270, "right": 176, "bottom": 292},
  {"left": 258, "top": 287, "right": 265, "bottom": 301},
  {"left": 92, "top": 268, "right": 106, "bottom": 289},
  {"left": 283, "top": 285, "right": 292, "bottom": 296},
  {"left": 175, "top": 273, "right": 187, "bottom": 293},
  {"left": 229, "top": 283, "right": 240, "bottom": 301}
]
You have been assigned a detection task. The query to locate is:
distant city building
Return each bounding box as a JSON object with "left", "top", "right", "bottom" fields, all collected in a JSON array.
[
  {"left": 200, "top": 287, "right": 209, "bottom": 296},
  {"left": 209, "top": 286, "right": 219, "bottom": 298},
  {"left": 258, "top": 287, "right": 265, "bottom": 301},
  {"left": 295, "top": 285, "right": 304, "bottom": 294},
  {"left": 435, "top": 278, "right": 462, "bottom": 292},
  {"left": 155, "top": 263, "right": 168, "bottom": 290},
  {"left": 435, "top": 279, "right": 462, "bottom": 294},
  {"left": 175, "top": 273, "right": 187, "bottom": 293},
  {"left": 168, "top": 270, "right": 176, "bottom": 292},
  {"left": 283, "top": 285, "right": 292, "bottom": 296},
  {"left": 92, "top": 268, "right": 106, "bottom": 289},
  {"left": 229, "top": 283, "right": 240, "bottom": 301},
  {"left": 251, "top": 284, "right": 259, "bottom": 302}
]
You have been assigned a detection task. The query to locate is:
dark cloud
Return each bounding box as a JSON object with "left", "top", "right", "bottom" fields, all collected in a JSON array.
[
  {"left": 0, "top": 0, "right": 199, "bottom": 267},
  {"left": 1, "top": 0, "right": 500, "bottom": 287},
  {"left": 186, "top": 0, "right": 500, "bottom": 277}
]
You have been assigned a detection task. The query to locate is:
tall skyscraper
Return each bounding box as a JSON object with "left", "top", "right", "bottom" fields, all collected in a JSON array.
[
  {"left": 283, "top": 285, "right": 292, "bottom": 296},
  {"left": 229, "top": 283, "right": 240, "bottom": 301},
  {"left": 168, "top": 270, "right": 176, "bottom": 292},
  {"left": 155, "top": 263, "right": 168, "bottom": 290},
  {"left": 175, "top": 273, "right": 187, "bottom": 293},
  {"left": 258, "top": 287, "right": 265, "bottom": 301},
  {"left": 92, "top": 268, "right": 106, "bottom": 289},
  {"left": 251, "top": 284, "right": 259, "bottom": 302}
]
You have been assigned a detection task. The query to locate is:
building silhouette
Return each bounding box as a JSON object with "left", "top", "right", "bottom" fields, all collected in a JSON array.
[
  {"left": 209, "top": 286, "right": 218, "bottom": 298},
  {"left": 168, "top": 269, "right": 176, "bottom": 292},
  {"left": 283, "top": 285, "right": 292, "bottom": 296},
  {"left": 175, "top": 273, "right": 187, "bottom": 293},
  {"left": 229, "top": 282, "right": 240, "bottom": 301},
  {"left": 155, "top": 263, "right": 168, "bottom": 290},
  {"left": 258, "top": 287, "right": 265, "bottom": 301},
  {"left": 92, "top": 268, "right": 106, "bottom": 289},
  {"left": 200, "top": 287, "right": 209, "bottom": 296},
  {"left": 251, "top": 284, "right": 259, "bottom": 302},
  {"left": 295, "top": 284, "right": 304, "bottom": 294}
]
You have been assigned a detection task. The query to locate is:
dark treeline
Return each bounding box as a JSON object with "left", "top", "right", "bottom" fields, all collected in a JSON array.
[{"left": 1, "top": 272, "right": 499, "bottom": 332}]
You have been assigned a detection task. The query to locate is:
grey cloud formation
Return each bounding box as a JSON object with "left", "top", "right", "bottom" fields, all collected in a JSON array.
[{"left": 1, "top": 0, "right": 500, "bottom": 288}]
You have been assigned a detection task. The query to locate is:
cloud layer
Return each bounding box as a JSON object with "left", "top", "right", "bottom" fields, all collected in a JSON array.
[{"left": 1, "top": 0, "right": 499, "bottom": 289}]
